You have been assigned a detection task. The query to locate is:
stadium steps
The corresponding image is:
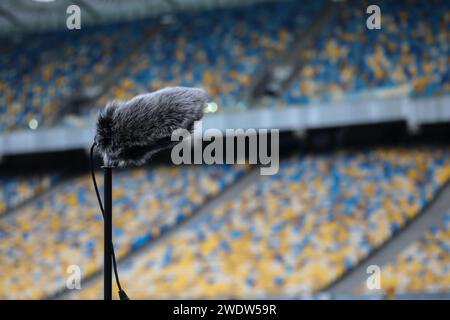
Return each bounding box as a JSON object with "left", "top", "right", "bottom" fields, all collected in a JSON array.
[
  {"left": 247, "top": 0, "right": 338, "bottom": 101},
  {"left": 51, "top": 165, "right": 262, "bottom": 300},
  {"left": 323, "top": 180, "right": 450, "bottom": 296},
  {"left": 0, "top": 173, "right": 78, "bottom": 219}
]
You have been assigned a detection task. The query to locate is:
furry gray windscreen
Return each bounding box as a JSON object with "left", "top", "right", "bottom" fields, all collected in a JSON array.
[{"left": 95, "top": 86, "right": 207, "bottom": 167}]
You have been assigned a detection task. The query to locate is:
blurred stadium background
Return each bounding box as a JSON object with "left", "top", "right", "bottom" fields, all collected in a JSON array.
[{"left": 0, "top": 0, "right": 449, "bottom": 300}]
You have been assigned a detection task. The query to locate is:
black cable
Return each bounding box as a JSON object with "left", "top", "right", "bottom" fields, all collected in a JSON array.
[{"left": 90, "top": 143, "right": 129, "bottom": 300}]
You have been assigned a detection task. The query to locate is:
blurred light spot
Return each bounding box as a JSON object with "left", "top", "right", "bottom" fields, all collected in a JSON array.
[
  {"left": 29, "top": 119, "right": 39, "bottom": 130},
  {"left": 205, "top": 102, "right": 218, "bottom": 113}
]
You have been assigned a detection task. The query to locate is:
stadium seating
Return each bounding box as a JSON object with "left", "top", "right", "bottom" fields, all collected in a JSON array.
[
  {"left": 68, "top": 146, "right": 450, "bottom": 299},
  {"left": 95, "top": 1, "right": 324, "bottom": 110},
  {"left": 1, "top": 1, "right": 325, "bottom": 131},
  {"left": 281, "top": 0, "right": 450, "bottom": 105},
  {"left": 0, "top": 175, "right": 59, "bottom": 216},
  {"left": 0, "top": 164, "right": 245, "bottom": 299},
  {"left": 369, "top": 212, "right": 450, "bottom": 294},
  {"left": 1, "top": 0, "right": 448, "bottom": 131},
  {"left": 0, "top": 21, "right": 148, "bottom": 131}
]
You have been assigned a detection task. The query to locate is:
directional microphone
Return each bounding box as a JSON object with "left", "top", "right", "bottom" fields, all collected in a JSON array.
[
  {"left": 94, "top": 86, "right": 208, "bottom": 167},
  {"left": 90, "top": 86, "right": 207, "bottom": 300}
]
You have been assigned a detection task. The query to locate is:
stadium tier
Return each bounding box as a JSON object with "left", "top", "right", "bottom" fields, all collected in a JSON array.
[
  {"left": 0, "top": 164, "right": 245, "bottom": 299},
  {"left": 65, "top": 146, "right": 450, "bottom": 299},
  {"left": 2, "top": 0, "right": 448, "bottom": 132}
]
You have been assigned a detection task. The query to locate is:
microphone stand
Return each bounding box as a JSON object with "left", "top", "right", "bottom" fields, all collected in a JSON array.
[
  {"left": 103, "top": 166, "right": 113, "bottom": 300},
  {"left": 90, "top": 143, "right": 129, "bottom": 300}
]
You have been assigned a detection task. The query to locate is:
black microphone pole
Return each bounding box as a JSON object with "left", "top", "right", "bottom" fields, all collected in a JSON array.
[
  {"left": 93, "top": 87, "right": 207, "bottom": 300},
  {"left": 103, "top": 166, "right": 113, "bottom": 300},
  {"left": 90, "top": 143, "right": 129, "bottom": 300}
]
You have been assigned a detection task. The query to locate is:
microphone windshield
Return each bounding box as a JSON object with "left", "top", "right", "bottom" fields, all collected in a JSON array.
[{"left": 95, "top": 86, "right": 207, "bottom": 167}]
